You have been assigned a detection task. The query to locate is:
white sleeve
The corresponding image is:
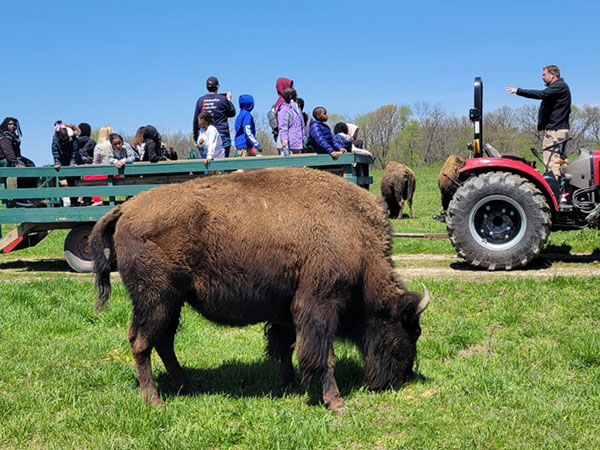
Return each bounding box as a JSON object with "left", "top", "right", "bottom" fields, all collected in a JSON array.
[{"left": 206, "top": 127, "right": 218, "bottom": 159}]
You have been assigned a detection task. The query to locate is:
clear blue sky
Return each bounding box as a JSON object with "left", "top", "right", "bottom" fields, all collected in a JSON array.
[{"left": 4, "top": 0, "right": 599, "bottom": 165}]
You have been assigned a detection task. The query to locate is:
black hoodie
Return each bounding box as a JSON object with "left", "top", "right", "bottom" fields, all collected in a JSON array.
[{"left": 141, "top": 125, "right": 164, "bottom": 162}]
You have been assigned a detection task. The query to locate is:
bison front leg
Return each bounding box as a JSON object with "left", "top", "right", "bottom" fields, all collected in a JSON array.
[
  {"left": 322, "top": 347, "right": 346, "bottom": 413},
  {"left": 294, "top": 298, "right": 345, "bottom": 412}
]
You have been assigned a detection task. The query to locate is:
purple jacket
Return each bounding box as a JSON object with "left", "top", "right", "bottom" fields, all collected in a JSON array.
[{"left": 277, "top": 101, "right": 306, "bottom": 150}]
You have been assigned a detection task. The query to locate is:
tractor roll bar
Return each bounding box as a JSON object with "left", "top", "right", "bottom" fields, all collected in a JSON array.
[{"left": 468, "top": 77, "right": 483, "bottom": 157}]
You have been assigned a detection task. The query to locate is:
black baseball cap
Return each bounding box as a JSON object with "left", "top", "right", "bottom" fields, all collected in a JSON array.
[{"left": 206, "top": 76, "right": 219, "bottom": 88}]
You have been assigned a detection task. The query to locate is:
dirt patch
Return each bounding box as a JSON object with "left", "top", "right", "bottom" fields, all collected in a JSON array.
[
  {"left": 1, "top": 253, "right": 600, "bottom": 283},
  {"left": 393, "top": 253, "right": 600, "bottom": 281}
]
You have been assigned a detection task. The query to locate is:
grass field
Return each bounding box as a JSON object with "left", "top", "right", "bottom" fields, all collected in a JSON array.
[{"left": 0, "top": 166, "right": 599, "bottom": 448}]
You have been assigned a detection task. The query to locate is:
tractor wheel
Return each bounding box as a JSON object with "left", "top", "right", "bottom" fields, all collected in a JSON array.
[
  {"left": 446, "top": 172, "right": 551, "bottom": 270},
  {"left": 64, "top": 224, "right": 95, "bottom": 273}
]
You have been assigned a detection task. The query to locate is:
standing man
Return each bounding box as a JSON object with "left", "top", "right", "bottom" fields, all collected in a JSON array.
[
  {"left": 505, "top": 65, "right": 571, "bottom": 177},
  {"left": 193, "top": 76, "right": 236, "bottom": 158}
]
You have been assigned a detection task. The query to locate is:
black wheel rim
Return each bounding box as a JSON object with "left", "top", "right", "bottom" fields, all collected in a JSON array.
[{"left": 73, "top": 232, "right": 92, "bottom": 261}]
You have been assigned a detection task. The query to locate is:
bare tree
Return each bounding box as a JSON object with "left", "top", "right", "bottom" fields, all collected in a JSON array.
[
  {"left": 392, "top": 119, "right": 422, "bottom": 166},
  {"left": 160, "top": 130, "right": 194, "bottom": 159},
  {"left": 514, "top": 105, "right": 542, "bottom": 152},
  {"left": 582, "top": 104, "right": 600, "bottom": 146},
  {"left": 484, "top": 106, "right": 521, "bottom": 154},
  {"left": 326, "top": 113, "right": 349, "bottom": 129},
  {"left": 356, "top": 104, "right": 411, "bottom": 168},
  {"left": 569, "top": 104, "right": 600, "bottom": 154},
  {"left": 254, "top": 113, "right": 278, "bottom": 156},
  {"left": 412, "top": 102, "right": 451, "bottom": 164}
]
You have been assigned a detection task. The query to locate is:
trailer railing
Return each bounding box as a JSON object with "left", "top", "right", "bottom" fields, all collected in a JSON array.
[{"left": 0, "top": 153, "right": 373, "bottom": 271}]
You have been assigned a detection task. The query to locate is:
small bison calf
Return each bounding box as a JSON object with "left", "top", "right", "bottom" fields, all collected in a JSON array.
[{"left": 381, "top": 161, "right": 416, "bottom": 219}]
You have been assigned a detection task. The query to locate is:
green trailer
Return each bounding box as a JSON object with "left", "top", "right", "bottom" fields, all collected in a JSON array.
[{"left": 0, "top": 153, "right": 373, "bottom": 272}]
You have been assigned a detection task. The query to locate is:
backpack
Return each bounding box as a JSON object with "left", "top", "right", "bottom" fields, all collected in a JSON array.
[
  {"left": 267, "top": 106, "right": 278, "bottom": 130},
  {"left": 267, "top": 105, "right": 279, "bottom": 142}
]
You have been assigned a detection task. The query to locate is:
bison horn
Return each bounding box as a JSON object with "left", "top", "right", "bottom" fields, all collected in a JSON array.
[{"left": 416, "top": 283, "right": 430, "bottom": 315}]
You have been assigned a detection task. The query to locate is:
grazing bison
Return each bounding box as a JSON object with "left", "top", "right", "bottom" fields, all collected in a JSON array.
[
  {"left": 436, "top": 155, "right": 466, "bottom": 221},
  {"left": 90, "top": 167, "right": 429, "bottom": 412},
  {"left": 380, "top": 161, "right": 416, "bottom": 219}
]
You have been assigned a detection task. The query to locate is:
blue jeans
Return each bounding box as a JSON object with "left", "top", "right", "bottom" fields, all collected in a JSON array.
[{"left": 220, "top": 133, "right": 232, "bottom": 158}]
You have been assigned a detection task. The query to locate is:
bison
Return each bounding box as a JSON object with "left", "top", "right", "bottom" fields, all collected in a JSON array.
[
  {"left": 380, "top": 161, "right": 416, "bottom": 219},
  {"left": 436, "top": 154, "right": 466, "bottom": 221},
  {"left": 90, "top": 167, "right": 429, "bottom": 412}
]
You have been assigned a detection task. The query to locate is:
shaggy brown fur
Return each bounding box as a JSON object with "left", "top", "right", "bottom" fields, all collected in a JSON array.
[
  {"left": 438, "top": 155, "right": 466, "bottom": 212},
  {"left": 90, "top": 167, "right": 429, "bottom": 412},
  {"left": 380, "top": 161, "right": 416, "bottom": 219}
]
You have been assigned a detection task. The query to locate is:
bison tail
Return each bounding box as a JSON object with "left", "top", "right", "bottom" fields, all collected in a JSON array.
[{"left": 89, "top": 206, "right": 122, "bottom": 314}]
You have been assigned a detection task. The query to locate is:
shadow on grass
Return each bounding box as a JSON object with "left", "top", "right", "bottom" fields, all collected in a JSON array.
[
  {"left": 0, "top": 258, "right": 72, "bottom": 272},
  {"left": 155, "top": 356, "right": 427, "bottom": 405},
  {"left": 540, "top": 245, "right": 600, "bottom": 263},
  {"left": 447, "top": 247, "right": 600, "bottom": 272}
]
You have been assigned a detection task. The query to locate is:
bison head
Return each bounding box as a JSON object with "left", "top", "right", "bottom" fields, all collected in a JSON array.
[{"left": 362, "top": 284, "right": 429, "bottom": 390}]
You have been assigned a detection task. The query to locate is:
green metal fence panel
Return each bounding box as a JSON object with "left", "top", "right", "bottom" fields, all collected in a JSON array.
[{"left": 0, "top": 153, "right": 373, "bottom": 225}]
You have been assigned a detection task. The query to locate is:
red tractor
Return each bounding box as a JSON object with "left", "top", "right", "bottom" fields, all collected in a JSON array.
[{"left": 445, "top": 78, "right": 600, "bottom": 269}]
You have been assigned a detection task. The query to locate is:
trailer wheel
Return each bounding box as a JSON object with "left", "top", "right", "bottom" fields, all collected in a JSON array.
[
  {"left": 446, "top": 172, "right": 551, "bottom": 270},
  {"left": 64, "top": 224, "right": 94, "bottom": 273}
]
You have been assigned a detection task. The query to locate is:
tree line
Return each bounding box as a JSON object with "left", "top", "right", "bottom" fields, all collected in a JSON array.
[{"left": 121, "top": 102, "right": 600, "bottom": 168}]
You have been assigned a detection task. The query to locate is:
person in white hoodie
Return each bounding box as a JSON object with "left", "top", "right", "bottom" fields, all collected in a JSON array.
[{"left": 197, "top": 111, "right": 224, "bottom": 165}]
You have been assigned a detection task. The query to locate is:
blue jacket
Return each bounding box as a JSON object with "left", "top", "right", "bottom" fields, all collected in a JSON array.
[
  {"left": 234, "top": 95, "right": 261, "bottom": 151},
  {"left": 309, "top": 120, "right": 344, "bottom": 154},
  {"left": 193, "top": 93, "right": 236, "bottom": 141},
  {"left": 333, "top": 133, "right": 353, "bottom": 152}
]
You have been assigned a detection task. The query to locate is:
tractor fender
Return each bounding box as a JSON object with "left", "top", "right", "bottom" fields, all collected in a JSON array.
[{"left": 458, "top": 157, "right": 559, "bottom": 212}]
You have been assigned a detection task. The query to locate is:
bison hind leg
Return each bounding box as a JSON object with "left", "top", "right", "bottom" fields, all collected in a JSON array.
[
  {"left": 128, "top": 291, "right": 194, "bottom": 404},
  {"left": 394, "top": 186, "right": 406, "bottom": 218},
  {"left": 385, "top": 195, "right": 400, "bottom": 219},
  {"left": 265, "top": 322, "right": 297, "bottom": 387}
]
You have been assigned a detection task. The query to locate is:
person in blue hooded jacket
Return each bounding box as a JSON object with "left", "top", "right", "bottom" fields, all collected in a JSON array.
[{"left": 234, "top": 94, "right": 262, "bottom": 157}]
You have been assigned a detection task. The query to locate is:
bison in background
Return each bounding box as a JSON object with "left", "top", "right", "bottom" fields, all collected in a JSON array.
[
  {"left": 90, "top": 167, "right": 429, "bottom": 413},
  {"left": 435, "top": 155, "right": 466, "bottom": 222},
  {"left": 381, "top": 161, "right": 416, "bottom": 219}
]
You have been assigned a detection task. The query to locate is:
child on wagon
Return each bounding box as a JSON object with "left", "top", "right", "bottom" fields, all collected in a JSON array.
[
  {"left": 333, "top": 122, "right": 373, "bottom": 158},
  {"left": 277, "top": 88, "right": 305, "bottom": 155},
  {"left": 108, "top": 133, "right": 136, "bottom": 168},
  {"left": 234, "top": 94, "right": 262, "bottom": 157},
  {"left": 197, "top": 111, "right": 225, "bottom": 165},
  {"left": 308, "top": 107, "right": 346, "bottom": 159},
  {"left": 52, "top": 122, "right": 83, "bottom": 169}
]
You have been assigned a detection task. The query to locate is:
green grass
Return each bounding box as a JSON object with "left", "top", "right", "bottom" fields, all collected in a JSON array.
[
  {"left": 0, "top": 278, "right": 599, "bottom": 448},
  {"left": 1, "top": 165, "right": 600, "bottom": 448}
]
